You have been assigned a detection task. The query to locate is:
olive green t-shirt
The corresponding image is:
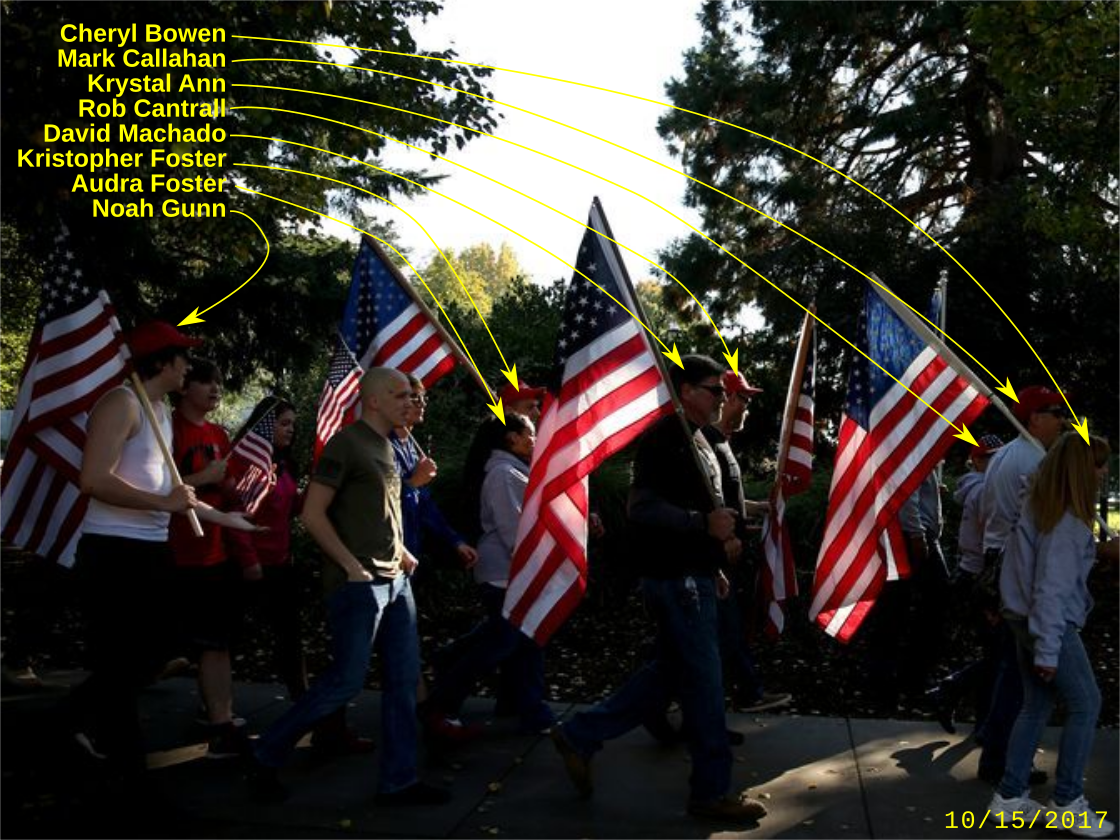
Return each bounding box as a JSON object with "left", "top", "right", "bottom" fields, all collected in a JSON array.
[{"left": 312, "top": 420, "right": 404, "bottom": 595}]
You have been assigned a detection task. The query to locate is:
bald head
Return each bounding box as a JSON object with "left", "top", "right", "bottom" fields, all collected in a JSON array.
[{"left": 358, "top": 367, "right": 412, "bottom": 434}]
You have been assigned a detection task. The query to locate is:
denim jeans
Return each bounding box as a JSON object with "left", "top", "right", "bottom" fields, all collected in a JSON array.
[
  {"left": 978, "top": 621, "right": 1024, "bottom": 776},
  {"left": 254, "top": 575, "right": 420, "bottom": 794},
  {"left": 999, "top": 618, "right": 1101, "bottom": 803},
  {"left": 426, "top": 583, "right": 552, "bottom": 731},
  {"left": 562, "top": 576, "right": 731, "bottom": 801},
  {"left": 716, "top": 585, "right": 764, "bottom": 702}
]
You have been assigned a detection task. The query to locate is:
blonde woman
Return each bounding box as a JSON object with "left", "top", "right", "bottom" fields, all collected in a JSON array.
[{"left": 988, "top": 433, "right": 1113, "bottom": 838}]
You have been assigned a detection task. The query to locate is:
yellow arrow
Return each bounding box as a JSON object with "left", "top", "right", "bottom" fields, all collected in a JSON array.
[
  {"left": 230, "top": 135, "right": 685, "bottom": 369},
  {"left": 428, "top": 242, "right": 519, "bottom": 395},
  {"left": 231, "top": 39, "right": 1070, "bottom": 420},
  {"left": 489, "top": 397, "right": 506, "bottom": 425},
  {"left": 232, "top": 150, "right": 971, "bottom": 443},
  {"left": 228, "top": 184, "right": 508, "bottom": 421},
  {"left": 178, "top": 210, "right": 269, "bottom": 326},
  {"left": 231, "top": 91, "right": 736, "bottom": 371}
]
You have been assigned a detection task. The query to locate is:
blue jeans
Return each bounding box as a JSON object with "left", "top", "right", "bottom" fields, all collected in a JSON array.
[
  {"left": 978, "top": 621, "right": 1024, "bottom": 776},
  {"left": 561, "top": 576, "right": 731, "bottom": 801},
  {"left": 426, "top": 584, "right": 552, "bottom": 730},
  {"left": 254, "top": 576, "right": 421, "bottom": 794},
  {"left": 999, "top": 619, "right": 1101, "bottom": 803}
]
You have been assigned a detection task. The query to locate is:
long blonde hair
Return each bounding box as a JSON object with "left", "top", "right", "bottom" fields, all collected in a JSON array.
[{"left": 1029, "top": 432, "right": 1110, "bottom": 532}]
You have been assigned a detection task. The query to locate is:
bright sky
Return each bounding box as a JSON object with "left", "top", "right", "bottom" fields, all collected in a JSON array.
[{"left": 377, "top": 0, "right": 706, "bottom": 286}]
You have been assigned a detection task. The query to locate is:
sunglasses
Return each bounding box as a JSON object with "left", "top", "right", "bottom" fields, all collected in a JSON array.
[
  {"left": 1034, "top": 407, "right": 1065, "bottom": 417},
  {"left": 696, "top": 384, "right": 727, "bottom": 399}
]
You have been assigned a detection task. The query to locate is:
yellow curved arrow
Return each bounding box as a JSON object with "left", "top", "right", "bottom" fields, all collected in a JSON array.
[
  {"left": 229, "top": 184, "right": 507, "bottom": 419},
  {"left": 178, "top": 210, "right": 269, "bottom": 326},
  {"left": 231, "top": 138, "right": 973, "bottom": 442},
  {"left": 230, "top": 132, "right": 684, "bottom": 368},
  {"left": 232, "top": 41, "right": 1078, "bottom": 431}
]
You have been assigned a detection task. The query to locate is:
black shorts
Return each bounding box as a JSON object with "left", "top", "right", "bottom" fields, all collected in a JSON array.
[{"left": 174, "top": 560, "right": 245, "bottom": 653}]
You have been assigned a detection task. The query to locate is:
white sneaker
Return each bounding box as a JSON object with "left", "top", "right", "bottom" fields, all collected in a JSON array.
[
  {"left": 1046, "top": 796, "right": 1115, "bottom": 838},
  {"left": 988, "top": 790, "right": 1045, "bottom": 822}
]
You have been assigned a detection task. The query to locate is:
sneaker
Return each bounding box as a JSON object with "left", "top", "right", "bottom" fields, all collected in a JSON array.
[
  {"left": 245, "top": 759, "right": 288, "bottom": 804},
  {"left": 375, "top": 781, "right": 451, "bottom": 806},
  {"left": 207, "top": 722, "right": 251, "bottom": 759},
  {"left": 423, "top": 712, "right": 483, "bottom": 744},
  {"left": 1046, "top": 796, "right": 1115, "bottom": 838},
  {"left": 196, "top": 705, "right": 247, "bottom": 727},
  {"left": 737, "top": 691, "right": 792, "bottom": 713},
  {"left": 687, "top": 794, "right": 768, "bottom": 821},
  {"left": 550, "top": 726, "right": 593, "bottom": 799},
  {"left": 73, "top": 730, "right": 108, "bottom": 761},
  {"left": 988, "top": 790, "right": 1045, "bottom": 823}
]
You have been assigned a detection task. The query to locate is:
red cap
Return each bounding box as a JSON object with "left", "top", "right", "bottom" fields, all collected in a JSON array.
[
  {"left": 126, "top": 320, "right": 203, "bottom": 359},
  {"left": 499, "top": 379, "right": 546, "bottom": 404},
  {"left": 721, "top": 370, "right": 762, "bottom": 397},
  {"left": 1012, "top": 385, "right": 1065, "bottom": 425}
]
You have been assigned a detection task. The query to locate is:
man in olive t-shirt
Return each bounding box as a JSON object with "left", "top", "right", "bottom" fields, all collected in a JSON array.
[{"left": 249, "top": 367, "right": 450, "bottom": 806}]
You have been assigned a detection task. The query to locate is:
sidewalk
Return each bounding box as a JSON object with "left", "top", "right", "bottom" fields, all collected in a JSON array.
[{"left": 3, "top": 671, "right": 1116, "bottom": 839}]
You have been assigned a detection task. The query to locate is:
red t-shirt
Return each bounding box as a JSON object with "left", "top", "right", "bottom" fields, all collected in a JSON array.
[{"left": 169, "top": 412, "right": 231, "bottom": 567}]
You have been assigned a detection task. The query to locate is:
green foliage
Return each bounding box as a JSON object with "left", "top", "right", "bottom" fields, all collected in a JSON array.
[
  {"left": 1, "top": 0, "right": 498, "bottom": 390},
  {"left": 659, "top": 0, "right": 1118, "bottom": 442},
  {"left": 0, "top": 225, "right": 41, "bottom": 408},
  {"left": 418, "top": 242, "right": 524, "bottom": 317}
]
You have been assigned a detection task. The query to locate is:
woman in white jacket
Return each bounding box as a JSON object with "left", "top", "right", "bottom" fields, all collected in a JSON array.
[
  {"left": 421, "top": 413, "right": 555, "bottom": 737},
  {"left": 987, "top": 432, "right": 1112, "bottom": 838}
]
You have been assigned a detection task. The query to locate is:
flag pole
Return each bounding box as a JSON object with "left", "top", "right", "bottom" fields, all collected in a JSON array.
[
  {"left": 362, "top": 235, "right": 492, "bottom": 399},
  {"left": 773, "top": 306, "right": 815, "bottom": 494},
  {"left": 129, "top": 372, "right": 203, "bottom": 537},
  {"left": 590, "top": 199, "right": 721, "bottom": 508}
]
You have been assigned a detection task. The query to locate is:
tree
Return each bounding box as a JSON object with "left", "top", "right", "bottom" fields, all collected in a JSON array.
[
  {"left": 658, "top": 0, "right": 1118, "bottom": 440},
  {"left": 417, "top": 242, "right": 525, "bottom": 317},
  {"left": 1, "top": 1, "right": 498, "bottom": 390}
]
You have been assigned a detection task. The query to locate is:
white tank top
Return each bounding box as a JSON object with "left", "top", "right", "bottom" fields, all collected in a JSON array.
[{"left": 82, "top": 386, "right": 173, "bottom": 541}]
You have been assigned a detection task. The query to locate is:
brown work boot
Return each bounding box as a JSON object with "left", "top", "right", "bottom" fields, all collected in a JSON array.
[
  {"left": 687, "top": 793, "right": 768, "bottom": 821},
  {"left": 549, "top": 726, "right": 592, "bottom": 798}
]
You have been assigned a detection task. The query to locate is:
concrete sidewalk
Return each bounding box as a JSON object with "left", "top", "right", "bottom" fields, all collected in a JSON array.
[{"left": 3, "top": 672, "right": 1116, "bottom": 839}]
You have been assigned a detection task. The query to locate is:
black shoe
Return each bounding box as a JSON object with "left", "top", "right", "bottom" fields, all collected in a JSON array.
[
  {"left": 644, "top": 715, "right": 681, "bottom": 746},
  {"left": 207, "top": 722, "right": 251, "bottom": 760},
  {"left": 245, "top": 760, "right": 288, "bottom": 804},
  {"left": 374, "top": 782, "right": 451, "bottom": 806},
  {"left": 550, "top": 726, "right": 593, "bottom": 798}
]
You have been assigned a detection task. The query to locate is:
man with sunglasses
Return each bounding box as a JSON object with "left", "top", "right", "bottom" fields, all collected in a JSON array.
[{"left": 550, "top": 355, "right": 768, "bottom": 824}]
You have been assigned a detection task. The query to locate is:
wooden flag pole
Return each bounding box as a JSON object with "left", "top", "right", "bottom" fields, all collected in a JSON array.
[
  {"left": 362, "top": 234, "right": 493, "bottom": 399},
  {"left": 591, "top": 198, "right": 722, "bottom": 509},
  {"left": 129, "top": 372, "right": 203, "bottom": 537}
]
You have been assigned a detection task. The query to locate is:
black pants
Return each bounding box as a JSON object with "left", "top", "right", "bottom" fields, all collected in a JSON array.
[
  {"left": 246, "top": 564, "right": 308, "bottom": 700},
  {"left": 65, "top": 534, "right": 175, "bottom": 773}
]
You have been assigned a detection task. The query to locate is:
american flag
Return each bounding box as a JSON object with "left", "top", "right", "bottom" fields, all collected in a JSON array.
[
  {"left": 0, "top": 225, "right": 130, "bottom": 566},
  {"left": 503, "top": 198, "right": 674, "bottom": 645},
  {"left": 229, "top": 398, "right": 278, "bottom": 515},
  {"left": 760, "top": 310, "right": 816, "bottom": 636},
  {"left": 313, "top": 236, "right": 457, "bottom": 458},
  {"left": 809, "top": 283, "right": 988, "bottom": 641}
]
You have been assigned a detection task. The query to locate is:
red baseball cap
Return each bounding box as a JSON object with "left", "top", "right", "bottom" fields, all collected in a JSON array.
[
  {"left": 126, "top": 320, "right": 203, "bottom": 359},
  {"left": 721, "top": 370, "right": 762, "bottom": 397},
  {"left": 499, "top": 379, "right": 546, "bottom": 404},
  {"left": 1012, "top": 385, "right": 1066, "bottom": 425}
]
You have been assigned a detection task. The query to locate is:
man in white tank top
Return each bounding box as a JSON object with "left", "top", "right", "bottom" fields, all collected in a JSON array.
[{"left": 65, "top": 321, "right": 260, "bottom": 794}]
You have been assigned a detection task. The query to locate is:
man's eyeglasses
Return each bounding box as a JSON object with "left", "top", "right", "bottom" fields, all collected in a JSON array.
[{"left": 696, "top": 384, "right": 727, "bottom": 399}]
